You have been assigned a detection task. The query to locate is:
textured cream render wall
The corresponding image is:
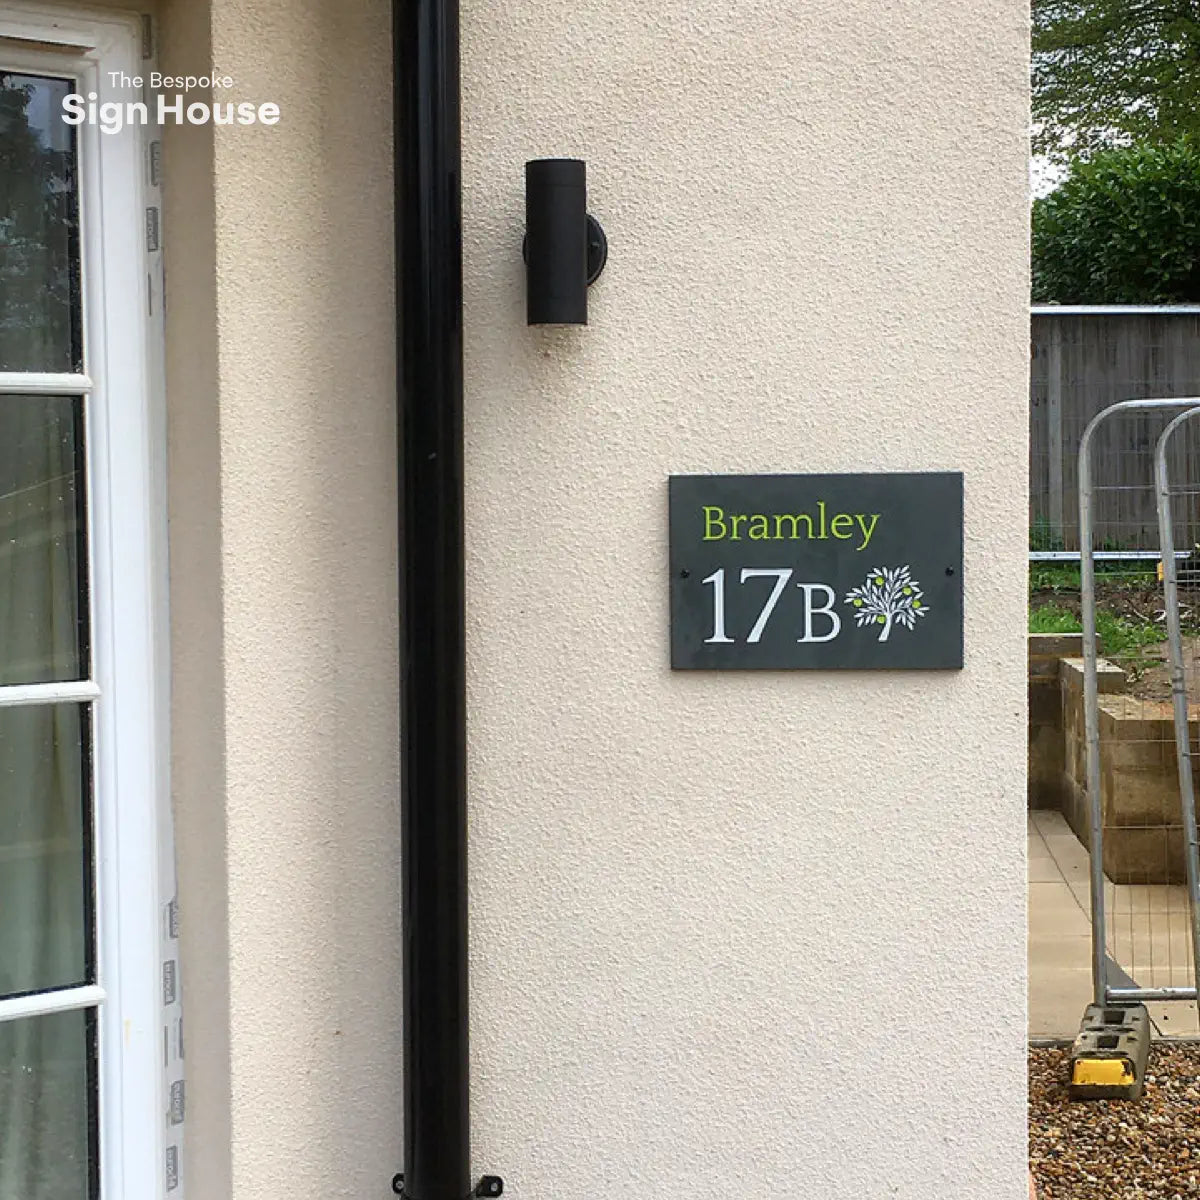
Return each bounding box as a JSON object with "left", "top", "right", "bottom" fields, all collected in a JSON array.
[
  {"left": 157, "top": 0, "right": 402, "bottom": 1196},
  {"left": 144, "top": 0, "right": 1025, "bottom": 1195},
  {"left": 461, "top": 3, "right": 1029, "bottom": 1199}
]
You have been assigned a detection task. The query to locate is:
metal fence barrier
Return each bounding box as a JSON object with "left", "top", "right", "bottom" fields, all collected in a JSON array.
[{"left": 1078, "top": 398, "right": 1200, "bottom": 1030}]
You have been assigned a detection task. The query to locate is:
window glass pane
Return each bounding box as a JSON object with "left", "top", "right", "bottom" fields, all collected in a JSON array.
[
  {"left": 0, "top": 1007, "right": 97, "bottom": 1200},
  {"left": 0, "top": 395, "right": 87, "bottom": 685},
  {"left": 0, "top": 704, "right": 91, "bottom": 998},
  {"left": 0, "top": 73, "right": 82, "bottom": 373}
]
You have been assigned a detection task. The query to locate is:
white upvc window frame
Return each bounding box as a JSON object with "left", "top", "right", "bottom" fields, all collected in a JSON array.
[{"left": 0, "top": 6, "right": 169, "bottom": 1200}]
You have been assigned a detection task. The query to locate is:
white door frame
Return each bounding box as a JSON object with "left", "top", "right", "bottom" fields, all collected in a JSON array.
[{"left": 0, "top": 7, "right": 171, "bottom": 1199}]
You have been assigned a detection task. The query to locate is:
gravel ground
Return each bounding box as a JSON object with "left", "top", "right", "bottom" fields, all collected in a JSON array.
[{"left": 1031, "top": 1044, "right": 1200, "bottom": 1198}]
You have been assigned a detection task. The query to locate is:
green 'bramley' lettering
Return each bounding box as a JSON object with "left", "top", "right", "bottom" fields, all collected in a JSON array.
[{"left": 702, "top": 504, "right": 880, "bottom": 550}]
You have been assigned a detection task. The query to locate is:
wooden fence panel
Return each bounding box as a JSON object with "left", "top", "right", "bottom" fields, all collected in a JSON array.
[{"left": 1030, "top": 312, "right": 1200, "bottom": 551}]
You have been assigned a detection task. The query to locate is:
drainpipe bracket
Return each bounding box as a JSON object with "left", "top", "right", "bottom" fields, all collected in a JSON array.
[{"left": 390, "top": 1175, "right": 505, "bottom": 1198}]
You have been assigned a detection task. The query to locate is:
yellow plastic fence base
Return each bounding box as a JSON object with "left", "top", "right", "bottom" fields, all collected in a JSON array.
[{"left": 1071, "top": 1058, "right": 1134, "bottom": 1089}]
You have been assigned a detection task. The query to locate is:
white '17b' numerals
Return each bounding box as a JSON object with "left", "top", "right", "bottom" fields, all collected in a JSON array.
[
  {"left": 701, "top": 567, "right": 842, "bottom": 645},
  {"left": 702, "top": 567, "right": 793, "bottom": 644}
]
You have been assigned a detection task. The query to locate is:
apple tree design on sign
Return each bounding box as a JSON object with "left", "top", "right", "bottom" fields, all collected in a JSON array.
[{"left": 844, "top": 565, "right": 929, "bottom": 642}]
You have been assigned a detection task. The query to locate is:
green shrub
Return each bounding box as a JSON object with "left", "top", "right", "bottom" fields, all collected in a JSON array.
[{"left": 1032, "top": 139, "right": 1200, "bottom": 303}]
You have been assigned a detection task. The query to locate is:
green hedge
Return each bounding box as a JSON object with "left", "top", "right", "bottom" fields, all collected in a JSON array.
[{"left": 1033, "top": 139, "right": 1200, "bottom": 304}]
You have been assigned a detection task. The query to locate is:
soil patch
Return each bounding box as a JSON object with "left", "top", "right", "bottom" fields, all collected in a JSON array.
[{"left": 1117, "top": 637, "right": 1200, "bottom": 704}]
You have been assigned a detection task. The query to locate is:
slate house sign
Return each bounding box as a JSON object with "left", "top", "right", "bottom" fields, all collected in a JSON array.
[{"left": 669, "top": 473, "right": 964, "bottom": 670}]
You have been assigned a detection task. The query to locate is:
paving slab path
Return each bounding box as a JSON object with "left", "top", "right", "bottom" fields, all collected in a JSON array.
[{"left": 1029, "top": 810, "right": 1200, "bottom": 1039}]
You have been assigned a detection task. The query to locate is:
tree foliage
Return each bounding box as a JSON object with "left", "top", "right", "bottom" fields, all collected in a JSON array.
[
  {"left": 1031, "top": 138, "right": 1200, "bottom": 303},
  {"left": 1033, "top": 0, "right": 1200, "bottom": 162}
]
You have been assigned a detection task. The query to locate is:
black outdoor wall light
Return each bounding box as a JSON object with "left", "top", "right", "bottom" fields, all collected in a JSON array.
[{"left": 524, "top": 158, "right": 608, "bottom": 325}]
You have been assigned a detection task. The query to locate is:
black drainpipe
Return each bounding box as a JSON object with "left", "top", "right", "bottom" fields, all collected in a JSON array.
[{"left": 393, "top": 0, "right": 474, "bottom": 1199}]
